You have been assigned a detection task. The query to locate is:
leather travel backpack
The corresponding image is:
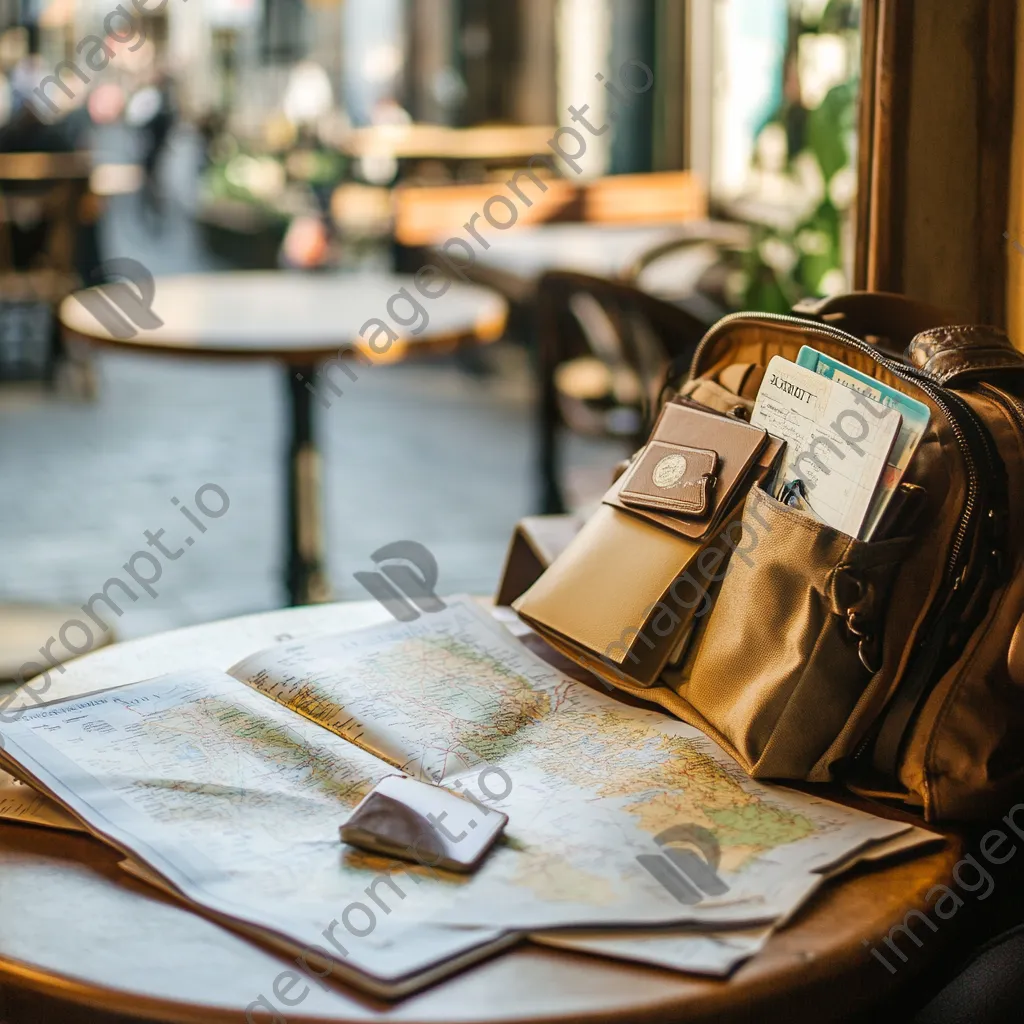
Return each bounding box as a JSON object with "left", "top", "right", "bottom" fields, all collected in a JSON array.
[
  {"left": 512, "top": 291, "right": 1024, "bottom": 822},
  {"left": 674, "top": 293, "right": 1024, "bottom": 821}
]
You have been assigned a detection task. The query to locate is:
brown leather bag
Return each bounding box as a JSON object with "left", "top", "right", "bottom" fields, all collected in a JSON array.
[{"left": 510, "top": 292, "right": 1024, "bottom": 822}]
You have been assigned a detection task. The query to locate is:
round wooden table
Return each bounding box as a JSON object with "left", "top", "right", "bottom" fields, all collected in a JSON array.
[
  {"left": 0, "top": 601, "right": 963, "bottom": 1024},
  {"left": 58, "top": 272, "right": 507, "bottom": 606}
]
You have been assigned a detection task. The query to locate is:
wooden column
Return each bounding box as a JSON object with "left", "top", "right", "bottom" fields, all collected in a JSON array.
[
  {"left": 856, "top": 0, "right": 1016, "bottom": 333},
  {"left": 1007, "top": 0, "right": 1024, "bottom": 345}
]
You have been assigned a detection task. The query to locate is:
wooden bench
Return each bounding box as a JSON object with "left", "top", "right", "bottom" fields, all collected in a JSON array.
[{"left": 393, "top": 171, "right": 707, "bottom": 248}]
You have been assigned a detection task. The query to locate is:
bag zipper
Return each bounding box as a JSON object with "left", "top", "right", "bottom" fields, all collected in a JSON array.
[{"left": 688, "top": 311, "right": 992, "bottom": 587}]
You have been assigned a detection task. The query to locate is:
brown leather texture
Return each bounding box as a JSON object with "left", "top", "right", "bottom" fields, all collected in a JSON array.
[
  {"left": 604, "top": 403, "right": 769, "bottom": 540},
  {"left": 905, "top": 324, "right": 1024, "bottom": 385},
  {"left": 618, "top": 441, "right": 718, "bottom": 517},
  {"left": 514, "top": 404, "right": 776, "bottom": 686},
  {"left": 513, "top": 294, "right": 1024, "bottom": 822}
]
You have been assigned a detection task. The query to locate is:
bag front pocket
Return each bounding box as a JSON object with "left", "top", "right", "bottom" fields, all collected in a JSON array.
[{"left": 679, "top": 484, "right": 914, "bottom": 780}]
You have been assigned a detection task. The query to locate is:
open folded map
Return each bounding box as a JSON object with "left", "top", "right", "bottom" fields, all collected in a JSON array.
[{"left": 0, "top": 599, "right": 933, "bottom": 997}]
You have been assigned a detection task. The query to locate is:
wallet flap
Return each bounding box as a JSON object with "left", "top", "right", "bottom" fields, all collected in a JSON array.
[
  {"left": 608, "top": 433, "right": 785, "bottom": 541},
  {"left": 618, "top": 441, "right": 718, "bottom": 517},
  {"left": 604, "top": 404, "right": 771, "bottom": 540},
  {"left": 513, "top": 504, "right": 699, "bottom": 680}
]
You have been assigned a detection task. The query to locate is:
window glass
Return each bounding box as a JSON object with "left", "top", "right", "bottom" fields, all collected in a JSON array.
[{"left": 711, "top": 0, "right": 862, "bottom": 310}]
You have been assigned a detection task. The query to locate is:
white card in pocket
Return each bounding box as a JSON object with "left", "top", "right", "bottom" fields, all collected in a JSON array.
[{"left": 751, "top": 356, "right": 903, "bottom": 539}]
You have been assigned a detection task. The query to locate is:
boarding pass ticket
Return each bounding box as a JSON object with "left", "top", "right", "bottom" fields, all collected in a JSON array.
[{"left": 751, "top": 357, "right": 903, "bottom": 539}]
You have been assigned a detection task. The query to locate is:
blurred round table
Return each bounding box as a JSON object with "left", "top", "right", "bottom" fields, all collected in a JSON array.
[{"left": 59, "top": 272, "right": 507, "bottom": 605}]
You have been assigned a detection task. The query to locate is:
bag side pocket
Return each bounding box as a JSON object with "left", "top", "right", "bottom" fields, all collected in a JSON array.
[{"left": 680, "top": 484, "right": 914, "bottom": 780}]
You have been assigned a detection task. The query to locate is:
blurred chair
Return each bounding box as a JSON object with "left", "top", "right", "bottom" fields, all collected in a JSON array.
[
  {"left": 0, "top": 152, "right": 91, "bottom": 390},
  {"left": 619, "top": 221, "right": 752, "bottom": 324},
  {"left": 534, "top": 270, "right": 708, "bottom": 513}
]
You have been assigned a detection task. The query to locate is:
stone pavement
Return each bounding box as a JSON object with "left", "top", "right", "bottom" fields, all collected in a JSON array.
[{"left": 0, "top": 127, "right": 621, "bottom": 641}]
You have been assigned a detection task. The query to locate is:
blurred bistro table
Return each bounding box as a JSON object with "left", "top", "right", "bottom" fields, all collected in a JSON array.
[
  {"left": 58, "top": 272, "right": 507, "bottom": 606},
  {"left": 0, "top": 598, "right": 966, "bottom": 1024},
  {"left": 440, "top": 219, "right": 751, "bottom": 317}
]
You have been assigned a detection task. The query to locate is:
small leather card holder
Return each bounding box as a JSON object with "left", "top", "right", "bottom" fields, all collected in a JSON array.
[
  {"left": 604, "top": 403, "right": 769, "bottom": 539},
  {"left": 618, "top": 441, "right": 718, "bottom": 517}
]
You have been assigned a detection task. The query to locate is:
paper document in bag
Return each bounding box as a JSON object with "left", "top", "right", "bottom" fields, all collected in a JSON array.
[
  {"left": 797, "top": 345, "right": 931, "bottom": 539},
  {"left": 751, "top": 356, "right": 902, "bottom": 538}
]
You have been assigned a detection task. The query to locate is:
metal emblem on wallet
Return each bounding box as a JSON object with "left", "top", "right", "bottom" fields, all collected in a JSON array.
[
  {"left": 618, "top": 441, "right": 718, "bottom": 517},
  {"left": 652, "top": 454, "right": 690, "bottom": 489}
]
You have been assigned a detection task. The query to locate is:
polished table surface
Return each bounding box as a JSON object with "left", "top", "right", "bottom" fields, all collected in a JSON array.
[
  {"left": 0, "top": 601, "right": 963, "bottom": 1024},
  {"left": 59, "top": 271, "right": 508, "bottom": 363}
]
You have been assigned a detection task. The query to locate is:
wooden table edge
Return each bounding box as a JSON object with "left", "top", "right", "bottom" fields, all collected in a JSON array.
[
  {"left": 59, "top": 314, "right": 508, "bottom": 366},
  {"left": 0, "top": 818, "right": 964, "bottom": 1024}
]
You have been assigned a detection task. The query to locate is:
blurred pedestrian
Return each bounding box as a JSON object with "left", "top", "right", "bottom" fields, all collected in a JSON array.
[{"left": 127, "top": 70, "right": 176, "bottom": 225}]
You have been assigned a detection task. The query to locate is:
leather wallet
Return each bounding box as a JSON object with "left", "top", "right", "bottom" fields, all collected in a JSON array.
[
  {"left": 605, "top": 402, "right": 776, "bottom": 540},
  {"left": 514, "top": 404, "right": 782, "bottom": 687},
  {"left": 618, "top": 441, "right": 718, "bottom": 517}
]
